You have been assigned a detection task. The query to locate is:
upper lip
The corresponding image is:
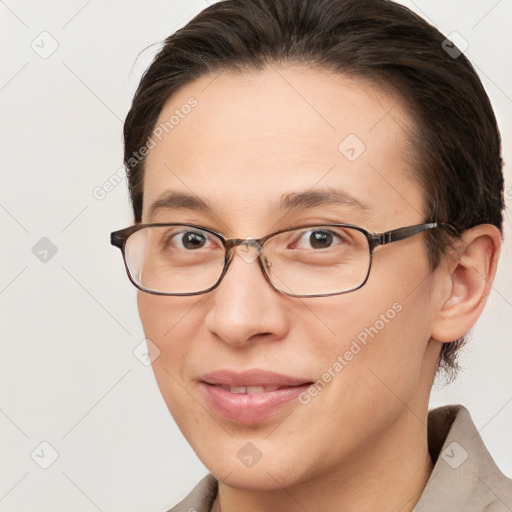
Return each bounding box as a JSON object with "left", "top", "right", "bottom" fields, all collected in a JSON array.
[{"left": 200, "top": 369, "right": 312, "bottom": 387}]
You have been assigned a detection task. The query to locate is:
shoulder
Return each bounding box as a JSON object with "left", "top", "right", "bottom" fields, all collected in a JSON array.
[
  {"left": 414, "top": 404, "right": 512, "bottom": 511},
  {"left": 165, "top": 474, "right": 218, "bottom": 512}
]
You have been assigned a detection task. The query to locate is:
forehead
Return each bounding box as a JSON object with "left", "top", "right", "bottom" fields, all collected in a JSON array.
[{"left": 142, "top": 65, "right": 424, "bottom": 231}]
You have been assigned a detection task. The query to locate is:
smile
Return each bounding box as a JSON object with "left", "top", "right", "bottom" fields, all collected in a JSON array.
[{"left": 199, "top": 370, "right": 313, "bottom": 424}]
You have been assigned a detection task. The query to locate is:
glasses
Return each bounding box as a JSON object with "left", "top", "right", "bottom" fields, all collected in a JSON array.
[{"left": 110, "top": 222, "right": 457, "bottom": 298}]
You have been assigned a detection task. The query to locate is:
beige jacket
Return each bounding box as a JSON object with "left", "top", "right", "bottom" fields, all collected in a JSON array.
[{"left": 167, "top": 404, "right": 512, "bottom": 511}]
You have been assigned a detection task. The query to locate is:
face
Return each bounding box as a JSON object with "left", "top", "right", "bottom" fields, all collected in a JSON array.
[{"left": 139, "top": 66, "right": 443, "bottom": 490}]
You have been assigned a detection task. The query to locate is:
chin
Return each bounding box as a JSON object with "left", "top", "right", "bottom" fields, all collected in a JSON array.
[{"left": 188, "top": 430, "right": 317, "bottom": 491}]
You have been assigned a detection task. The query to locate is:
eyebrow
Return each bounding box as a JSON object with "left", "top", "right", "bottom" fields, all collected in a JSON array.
[
  {"left": 148, "top": 192, "right": 212, "bottom": 218},
  {"left": 278, "top": 188, "right": 371, "bottom": 212},
  {"left": 147, "top": 188, "right": 371, "bottom": 218}
]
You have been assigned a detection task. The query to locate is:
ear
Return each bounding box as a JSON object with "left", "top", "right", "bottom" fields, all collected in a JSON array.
[{"left": 431, "top": 224, "right": 501, "bottom": 343}]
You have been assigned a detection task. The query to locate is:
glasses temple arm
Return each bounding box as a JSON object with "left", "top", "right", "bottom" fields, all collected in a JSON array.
[{"left": 371, "top": 222, "right": 461, "bottom": 246}]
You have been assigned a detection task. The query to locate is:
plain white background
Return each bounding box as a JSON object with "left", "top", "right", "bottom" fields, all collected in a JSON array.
[{"left": 0, "top": 1, "right": 511, "bottom": 510}]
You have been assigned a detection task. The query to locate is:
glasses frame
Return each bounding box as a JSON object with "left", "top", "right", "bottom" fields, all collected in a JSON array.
[{"left": 111, "top": 222, "right": 459, "bottom": 298}]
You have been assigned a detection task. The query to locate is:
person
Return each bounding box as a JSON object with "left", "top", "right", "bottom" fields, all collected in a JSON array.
[{"left": 110, "top": 0, "right": 512, "bottom": 510}]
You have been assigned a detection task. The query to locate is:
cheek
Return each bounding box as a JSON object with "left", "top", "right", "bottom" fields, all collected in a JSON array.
[
  {"left": 304, "top": 294, "right": 422, "bottom": 404},
  {"left": 291, "top": 283, "right": 434, "bottom": 473},
  {"left": 137, "top": 292, "right": 225, "bottom": 459},
  {"left": 137, "top": 292, "right": 202, "bottom": 350},
  {"left": 304, "top": 249, "right": 435, "bottom": 405},
  {"left": 137, "top": 292, "right": 201, "bottom": 402}
]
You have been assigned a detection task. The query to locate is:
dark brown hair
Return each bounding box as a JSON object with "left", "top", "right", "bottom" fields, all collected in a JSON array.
[{"left": 123, "top": 0, "right": 504, "bottom": 379}]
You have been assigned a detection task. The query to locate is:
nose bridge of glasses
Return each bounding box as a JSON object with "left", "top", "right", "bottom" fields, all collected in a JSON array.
[{"left": 225, "top": 237, "right": 264, "bottom": 265}]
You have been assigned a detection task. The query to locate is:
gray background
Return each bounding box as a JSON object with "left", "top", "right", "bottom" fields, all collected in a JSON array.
[{"left": 0, "top": 1, "right": 511, "bottom": 510}]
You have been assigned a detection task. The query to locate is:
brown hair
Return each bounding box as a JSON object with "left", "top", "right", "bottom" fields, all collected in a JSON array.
[{"left": 123, "top": 0, "right": 504, "bottom": 379}]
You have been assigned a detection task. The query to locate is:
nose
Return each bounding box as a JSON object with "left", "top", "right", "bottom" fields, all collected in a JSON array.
[{"left": 203, "top": 244, "right": 289, "bottom": 348}]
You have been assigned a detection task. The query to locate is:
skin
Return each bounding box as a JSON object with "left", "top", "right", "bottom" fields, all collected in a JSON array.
[{"left": 137, "top": 65, "right": 501, "bottom": 511}]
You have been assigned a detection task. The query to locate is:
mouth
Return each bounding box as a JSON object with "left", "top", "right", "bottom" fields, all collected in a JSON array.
[
  {"left": 198, "top": 369, "right": 313, "bottom": 424},
  {"left": 215, "top": 385, "right": 283, "bottom": 394}
]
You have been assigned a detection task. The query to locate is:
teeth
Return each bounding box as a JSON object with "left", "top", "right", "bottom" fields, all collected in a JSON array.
[
  {"left": 230, "top": 386, "right": 247, "bottom": 394},
  {"left": 227, "top": 385, "right": 280, "bottom": 394},
  {"left": 247, "top": 386, "right": 264, "bottom": 394}
]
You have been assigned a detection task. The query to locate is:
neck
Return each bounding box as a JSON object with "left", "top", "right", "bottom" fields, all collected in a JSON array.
[{"left": 213, "top": 407, "right": 434, "bottom": 512}]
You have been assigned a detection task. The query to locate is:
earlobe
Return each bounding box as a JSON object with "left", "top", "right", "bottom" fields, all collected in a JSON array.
[{"left": 431, "top": 224, "right": 501, "bottom": 343}]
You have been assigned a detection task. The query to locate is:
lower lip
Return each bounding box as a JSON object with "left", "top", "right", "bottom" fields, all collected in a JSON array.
[{"left": 200, "top": 382, "right": 311, "bottom": 424}]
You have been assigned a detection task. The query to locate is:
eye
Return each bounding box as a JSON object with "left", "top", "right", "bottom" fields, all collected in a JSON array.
[
  {"left": 294, "top": 229, "right": 342, "bottom": 249},
  {"left": 167, "top": 229, "right": 218, "bottom": 251}
]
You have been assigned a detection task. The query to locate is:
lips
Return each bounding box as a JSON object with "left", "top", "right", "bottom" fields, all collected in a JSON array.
[{"left": 199, "top": 369, "right": 313, "bottom": 424}]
